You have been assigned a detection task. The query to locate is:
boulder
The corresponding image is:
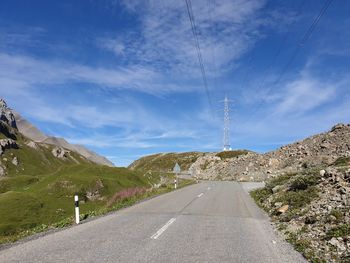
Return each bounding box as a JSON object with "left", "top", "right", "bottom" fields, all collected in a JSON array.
[
  {"left": 277, "top": 205, "right": 289, "bottom": 214},
  {"left": 52, "top": 147, "right": 68, "bottom": 158},
  {"left": 26, "top": 141, "right": 38, "bottom": 149},
  {"left": 0, "top": 166, "right": 5, "bottom": 176},
  {"left": 11, "top": 157, "right": 18, "bottom": 166},
  {"left": 272, "top": 185, "right": 284, "bottom": 193},
  {"left": 0, "top": 139, "right": 18, "bottom": 155}
]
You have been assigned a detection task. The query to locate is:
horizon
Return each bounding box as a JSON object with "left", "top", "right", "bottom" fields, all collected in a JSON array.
[{"left": 1, "top": 0, "right": 349, "bottom": 166}]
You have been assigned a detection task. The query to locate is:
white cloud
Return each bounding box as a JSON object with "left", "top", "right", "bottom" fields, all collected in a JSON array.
[
  {"left": 97, "top": 38, "right": 125, "bottom": 56},
  {"left": 0, "top": 52, "right": 196, "bottom": 94},
  {"left": 103, "top": 0, "right": 271, "bottom": 78},
  {"left": 275, "top": 74, "right": 336, "bottom": 115}
]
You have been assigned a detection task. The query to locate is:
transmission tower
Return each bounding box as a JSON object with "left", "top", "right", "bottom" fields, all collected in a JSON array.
[{"left": 223, "top": 96, "right": 232, "bottom": 151}]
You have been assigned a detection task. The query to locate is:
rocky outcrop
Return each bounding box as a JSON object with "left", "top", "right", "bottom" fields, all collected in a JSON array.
[
  {"left": 25, "top": 141, "right": 38, "bottom": 149},
  {"left": 0, "top": 139, "right": 19, "bottom": 155},
  {"left": 51, "top": 147, "right": 68, "bottom": 158},
  {"left": 85, "top": 179, "right": 104, "bottom": 201},
  {"left": 0, "top": 99, "right": 17, "bottom": 129},
  {"left": 192, "top": 124, "right": 350, "bottom": 181}
]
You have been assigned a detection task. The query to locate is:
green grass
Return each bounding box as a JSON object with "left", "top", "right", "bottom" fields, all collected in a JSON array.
[
  {"left": 287, "top": 232, "right": 326, "bottom": 262},
  {"left": 250, "top": 167, "right": 346, "bottom": 262},
  {"left": 128, "top": 152, "right": 205, "bottom": 172},
  {"left": 289, "top": 174, "right": 320, "bottom": 191},
  {"left": 266, "top": 173, "right": 296, "bottom": 189},
  {"left": 329, "top": 209, "right": 344, "bottom": 223},
  {"left": 326, "top": 224, "right": 350, "bottom": 239},
  {"left": 0, "top": 177, "right": 194, "bottom": 244},
  {"left": 0, "top": 125, "right": 199, "bottom": 244},
  {"left": 251, "top": 172, "right": 320, "bottom": 221},
  {"left": 333, "top": 156, "right": 350, "bottom": 167},
  {"left": 0, "top": 126, "right": 192, "bottom": 244},
  {"left": 215, "top": 150, "right": 249, "bottom": 159},
  {"left": 250, "top": 187, "right": 272, "bottom": 209},
  {"left": 274, "top": 186, "right": 318, "bottom": 209},
  {"left": 0, "top": 140, "right": 196, "bottom": 243},
  {"left": 0, "top": 164, "right": 151, "bottom": 237}
]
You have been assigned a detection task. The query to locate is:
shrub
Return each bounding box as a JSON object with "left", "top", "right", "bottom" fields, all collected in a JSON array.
[
  {"left": 333, "top": 156, "right": 350, "bottom": 167},
  {"left": 250, "top": 188, "right": 272, "bottom": 208},
  {"left": 329, "top": 209, "right": 344, "bottom": 222},
  {"left": 274, "top": 186, "right": 318, "bottom": 210},
  {"left": 216, "top": 150, "right": 248, "bottom": 160},
  {"left": 289, "top": 175, "right": 319, "bottom": 191},
  {"left": 266, "top": 173, "right": 296, "bottom": 190},
  {"left": 326, "top": 224, "right": 350, "bottom": 239},
  {"left": 106, "top": 187, "right": 146, "bottom": 207}
]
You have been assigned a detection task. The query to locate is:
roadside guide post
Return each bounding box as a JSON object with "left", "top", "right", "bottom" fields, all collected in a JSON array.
[
  {"left": 74, "top": 193, "right": 80, "bottom": 224},
  {"left": 173, "top": 163, "right": 181, "bottom": 189}
]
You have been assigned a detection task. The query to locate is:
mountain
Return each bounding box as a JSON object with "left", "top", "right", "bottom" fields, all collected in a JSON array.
[{"left": 13, "top": 110, "right": 114, "bottom": 167}]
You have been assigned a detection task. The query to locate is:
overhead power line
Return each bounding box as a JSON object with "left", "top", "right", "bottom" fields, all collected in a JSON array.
[
  {"left": 248, "top": 0, "right": 334, "bottom": 118},
  {"left": 184, "top": 0, "right": 214, "bottom": 115}
]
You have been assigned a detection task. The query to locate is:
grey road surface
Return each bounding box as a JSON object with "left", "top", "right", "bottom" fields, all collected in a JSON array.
[{"left": 0, "top": 181, "right": 306, "bottom": 263}]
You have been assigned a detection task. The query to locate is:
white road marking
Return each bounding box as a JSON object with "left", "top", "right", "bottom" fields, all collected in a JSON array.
[
  {"left": 151, "top": 218, "right": 176, "bottom": 240},
  {"left": 197, "top": 193, "right": 204, "bottom": 198}
]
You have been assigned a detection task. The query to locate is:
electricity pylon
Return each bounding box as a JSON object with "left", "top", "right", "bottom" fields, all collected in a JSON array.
[{"left": 223, "top": 96, "right": 232, "bottom": 151}]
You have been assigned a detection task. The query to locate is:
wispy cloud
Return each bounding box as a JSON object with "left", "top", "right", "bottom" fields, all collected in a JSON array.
[
  {"left": 0, "top": 52, "right": 198, "bottom": 95},
  {"left": 101, "top": 0, "right": 274, "bottom": 78},
  {"left": 275, "top": 74, "right": 336, "bottom": 116}
]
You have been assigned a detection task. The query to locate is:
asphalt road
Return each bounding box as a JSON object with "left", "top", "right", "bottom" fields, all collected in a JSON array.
[{"left": 0, "top": 181, "right": 306, "bottom": 263}]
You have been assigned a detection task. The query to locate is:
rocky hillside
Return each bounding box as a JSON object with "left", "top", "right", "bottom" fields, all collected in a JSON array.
[
  {"left": 191, "top": 124, "right": 350, "bottom": 181},
  {"left": 13, "top": 109, "right": 114, "bottom": 167},
  {"left": 128, "top": 152, "right": 206, "bottom": 172},
  {"left": 251, "top": 159, "right": 350, "bottom": 262}
]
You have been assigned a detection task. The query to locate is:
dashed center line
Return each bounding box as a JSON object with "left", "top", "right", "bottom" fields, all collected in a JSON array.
[
  {"left": 150, "top": 218, "right": 176, "bottom": 240},
  {"left": 151, "top": 190, "right": 207, "bottom": 240}
]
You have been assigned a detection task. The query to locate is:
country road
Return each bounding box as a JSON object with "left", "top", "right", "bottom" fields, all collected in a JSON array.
[{"left": 0, "top": 181, "right": 306, "bottom": 263}]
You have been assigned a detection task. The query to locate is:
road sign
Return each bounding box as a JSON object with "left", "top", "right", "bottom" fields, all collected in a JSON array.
[{"left": 173, "top": 163, "right": 181, "bottom": 174}]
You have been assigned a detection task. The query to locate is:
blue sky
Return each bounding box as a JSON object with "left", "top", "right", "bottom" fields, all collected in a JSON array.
[{"left": 0, "top": 0, "right": 349, "bottom": 166}]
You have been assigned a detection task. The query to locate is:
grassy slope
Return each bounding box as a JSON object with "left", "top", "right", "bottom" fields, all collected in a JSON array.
[
  {"left": 0, "top": 164, "right": 152, "bottom": 235},
  {"left": 128, "top": 152, "right": 205, "bottom": 172},
  {"left": 0, "top": 132, "right": 167, "bottom": 243},
  {"left": 215, "top": 150, "right": 249, "bottom": 159}
]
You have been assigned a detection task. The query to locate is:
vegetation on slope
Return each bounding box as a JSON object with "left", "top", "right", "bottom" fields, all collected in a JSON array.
[
  {"left": 251, "top": 161, "right": 350, "bottom": 262},
  {"left": 128, "top": 152, "right": 205, "bottom": 172},
  {"left": 0, "top": 128, "right": 193, "bottom": 244},
  {"left": 215, "top": 150, "right": 249, "bottom": 160}
]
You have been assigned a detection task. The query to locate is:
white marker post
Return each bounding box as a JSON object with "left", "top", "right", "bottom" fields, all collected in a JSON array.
[
  {"left": 173, "top": 163, "right": 181, "bottom": 190},
  {"left": 74, "top": 194, "right": 80, "bottom": 224}
]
